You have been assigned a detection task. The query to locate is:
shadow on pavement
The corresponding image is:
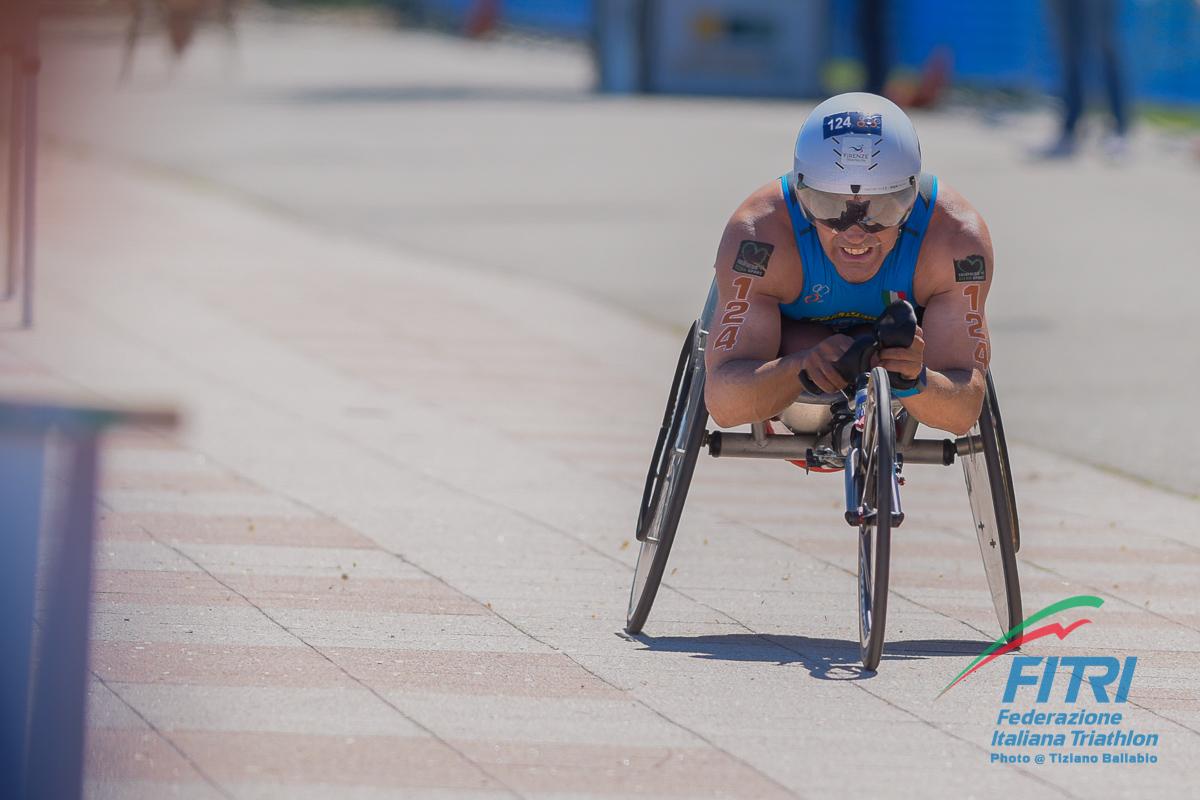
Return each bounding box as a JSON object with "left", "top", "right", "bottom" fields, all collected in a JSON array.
[
  {"left": 626, "top": 633, "right": 994, "bottom": 681},
  {"left": 264, "top": 85, "right": 591, "bottom": 105}
]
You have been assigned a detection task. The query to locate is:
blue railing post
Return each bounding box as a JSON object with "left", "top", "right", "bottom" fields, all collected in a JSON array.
[
  {"left": 0, "top": 435, "right": 45, "bottom": 798},
  {"left": 0, "top": 402, "right": 177, "bottom": 800},
  {"left": 24, "top": 435, "right": 99, "bottom": 800}
]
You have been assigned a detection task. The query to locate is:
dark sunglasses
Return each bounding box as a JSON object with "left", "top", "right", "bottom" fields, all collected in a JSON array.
[{"left": 795, "top": 182, "right": 917, "bottom": 233}]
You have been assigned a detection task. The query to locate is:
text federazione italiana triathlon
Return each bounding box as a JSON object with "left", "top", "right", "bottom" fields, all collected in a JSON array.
[{"left": 990, "top": 708, "right": 1160, "bottom": 764}]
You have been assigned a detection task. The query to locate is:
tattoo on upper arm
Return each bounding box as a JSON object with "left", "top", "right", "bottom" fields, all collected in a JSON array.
[
  {"left": 732, "top": 240, "right": 774, "bottom": 277},
  {"left": 713, "top": 275, "right": 756, "bottom": 351},
  {"left": 963, "top": 284, "right": 988, "bottom": 365},
  {"left": 954, "top": 254, "right": 986, "bottom": 283}
]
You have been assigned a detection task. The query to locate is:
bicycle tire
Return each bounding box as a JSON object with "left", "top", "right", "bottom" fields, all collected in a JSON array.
[
  {"left": 962, "top": 371, "right": 1022, "bottom": 638},
  {"left": 985, "top": 371, "right": 1020, "bottom": 553},
  {"left": 857, "top": 367, "right": 894, "bottom": 671},
  {"left": 636, "top": 324, "right": 693, "bottom": 542},
  {"left": 626, "top": 324, "right": 708, "bottom": 634}
]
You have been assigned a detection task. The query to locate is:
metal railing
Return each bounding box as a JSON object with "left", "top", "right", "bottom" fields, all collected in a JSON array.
[{"left": 0, "top": 400, "right": 177, "bottom": 799}]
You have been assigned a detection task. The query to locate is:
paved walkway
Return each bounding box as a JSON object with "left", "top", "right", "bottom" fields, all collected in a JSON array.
[
  {"left": 36, "top": 12, "right": 1200, "bottom": 495},
  {"left": 2, "top": 135, "right": 1198, "bottom": 798}
]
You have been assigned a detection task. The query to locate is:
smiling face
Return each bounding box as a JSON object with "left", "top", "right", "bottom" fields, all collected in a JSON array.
[
  {"left": 813, "top": 220, "right": 903, "bottom": 283},
  {"left": 793, "top": 181, "right": 917, "bottom": 282}
]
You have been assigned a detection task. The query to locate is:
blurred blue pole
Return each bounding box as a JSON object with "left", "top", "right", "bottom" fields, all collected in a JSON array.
[
  {"left": 0, "top": 435, "right": 44, "bottom": 798},
  {"left": 24, "top": 436, "right": 99, "bottom": 800}
]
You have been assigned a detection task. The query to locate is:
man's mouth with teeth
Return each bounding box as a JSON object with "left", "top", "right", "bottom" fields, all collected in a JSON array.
[{"left": 841, "top": 245, "right": 872, "bottom": 256}]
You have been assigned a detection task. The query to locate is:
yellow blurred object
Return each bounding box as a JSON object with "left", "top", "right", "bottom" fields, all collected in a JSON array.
[{"left": 692, "top": 13, "right": 723, "bottom": 41}]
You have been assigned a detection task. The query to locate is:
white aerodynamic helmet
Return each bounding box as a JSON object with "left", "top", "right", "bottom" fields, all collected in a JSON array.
[{"left": 792, "top": 92, "right": 921, "bottom": 195}]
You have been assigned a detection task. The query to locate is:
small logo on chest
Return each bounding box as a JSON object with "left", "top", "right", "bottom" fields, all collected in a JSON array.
[{"left": 804, "top": 284, "right": 831, "bottom": 304}]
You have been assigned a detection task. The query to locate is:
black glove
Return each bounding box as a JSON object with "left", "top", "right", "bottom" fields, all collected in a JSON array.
[{"left": 875, "top": 300, "right": 919, "bottom": 390}]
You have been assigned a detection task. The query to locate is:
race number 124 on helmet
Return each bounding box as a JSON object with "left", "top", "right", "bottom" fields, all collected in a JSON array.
[{"left": 792, "top": 92, "right": 923, "bottom": 232}]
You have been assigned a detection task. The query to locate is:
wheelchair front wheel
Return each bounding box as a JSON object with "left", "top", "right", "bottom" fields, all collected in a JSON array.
[
  {"left": 626, "top": 322, "right": 708, "bottom": 634},
  {"left": 857, "top": 367, "right": 895, "bottom": 671},
  {"left": 962, "top": 371, "right": 1023, "bottom": 638}
]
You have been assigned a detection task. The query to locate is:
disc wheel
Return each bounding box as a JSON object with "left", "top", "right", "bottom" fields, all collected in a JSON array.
[
  {"left": 962, "top": 371, "right": 1023, "bottom": 638},
  {"left": 857, "top": 367, "right": 894, "bottom": 671},
  {"left": 626, "top": 323, "right": 707, "bottom": 634}
]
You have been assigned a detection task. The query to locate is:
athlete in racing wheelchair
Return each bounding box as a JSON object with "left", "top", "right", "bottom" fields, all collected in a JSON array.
[{"left": 626, "top": 93, "right": 1021, "bottom": 671}]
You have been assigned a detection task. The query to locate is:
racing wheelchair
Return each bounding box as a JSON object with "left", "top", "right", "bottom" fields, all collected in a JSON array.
[{"left": 627, "top": 282, "right": 1022, "bottom": 671}]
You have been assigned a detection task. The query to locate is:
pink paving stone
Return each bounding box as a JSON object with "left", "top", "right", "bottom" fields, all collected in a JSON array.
[
  {"left": 100, "top": 470, "right": 263, "bottom": 493},
  {"left": 455, "top": 741, "right": 793, "bottom": 798},
  {"left": 93, "top": 569, "right": 244, "bottom": 607},
  {"left": 215, "top": 574, "right": 488, "bottom": 615},
  {"left": 91, "top": 642, "right": 356, "bottom": 688},
  {"left": 96, "top": 513, "right": 377, "bottom": 548},
  {"left": 899, "top": 537, "right": 1200, "bottom": 567},
  {"left": 886, "top": 569, "right": 1074, "bottom": 594},
  {"left": 168, "top": 731, "right": 499, "bottom": 790},
  {"left": 327, "top": 648, "right": 624, "bottom": 699},
  {"left": 85, "top": 729, "right": 209, "bottom": 783},
  {"left": 0, "top": 359, "right": 52, "bottom": 375},
  {"left": 100, "top": 432, "right": 184, "bottom": 451},
  {"left": 96, "top": 517, "right": 155, "bottom": 544},
  {"left": 1010, "top": 543, "right": 1200, "bottom": 566}
]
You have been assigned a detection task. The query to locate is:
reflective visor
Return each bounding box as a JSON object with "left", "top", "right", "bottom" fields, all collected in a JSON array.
[{"left": 795, "top": 181, "right": 917, "bottom": 233}]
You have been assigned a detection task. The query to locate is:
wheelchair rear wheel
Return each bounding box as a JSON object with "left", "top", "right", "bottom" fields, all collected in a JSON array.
[
  {"left": 962, "top": 371, "right": 1023, "bottom": 638},
  {"left": 857, "top": 367, "right": 895, "bottom": 671},
  {"left": 626, "top": 322, "right": 708, "bottom": 634}
]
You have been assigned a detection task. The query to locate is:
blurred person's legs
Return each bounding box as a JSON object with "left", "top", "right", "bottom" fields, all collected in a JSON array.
[
  {"left": 466, "top": 0, "right": 500, "bottom": 38},
  {"left": 1045, "top": 0, "right": 1085, "bottom": 156},
  {"left": 860, "top": 0, "right": 888, "bottom": 96},
  {"left": 1095, "top": 0, "right": 1131, "bottom": 157}
]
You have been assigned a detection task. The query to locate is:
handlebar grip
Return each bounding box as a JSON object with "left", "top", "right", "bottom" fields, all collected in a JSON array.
[{"left": 876, "top": 300, "right": 918, "bottom": 390}]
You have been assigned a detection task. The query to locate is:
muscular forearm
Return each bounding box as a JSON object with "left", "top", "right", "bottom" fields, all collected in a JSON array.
[
  {"left": 898, "top": 368, "right": 983, "bottom": 436},
  {"left": 705, "top": 353, "right": 808, "bottom": 429}
]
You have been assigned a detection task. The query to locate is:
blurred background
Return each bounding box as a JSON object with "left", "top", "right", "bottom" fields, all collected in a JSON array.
[{"left": 4, "top": 1, "right": 1198, "bottom": 482}]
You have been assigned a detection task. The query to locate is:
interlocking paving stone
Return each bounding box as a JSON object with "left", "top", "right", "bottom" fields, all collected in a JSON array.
[
  {"left": 101, "top": 490, "right": 315, "bottom": 519},
  {"left": 453, "top": 741, "right": 795, "bottom": 798},
  {"left": 91, "top": 642, "right": 358, "bottom": 689},
  {"left": 107, "top": 685, "right": 425, "bottom": 737},
  {"left": 167, "top": 731, "right": 502, "bottom": 791},
  {"left": 85, "top": 730, "right": 212, "bottom": 784},
  {"left": 262, "top": 608, "right": 549, "bottom": 652},
  {"left": 93, "top": 569, "right": 243, "bottom": 608},
  {"left": 324, "top": 648, "right": 626, "bottom": 699},
  {"left": 215, "top": 574, "right": 488, "bottom": 615},
  {"left": 90, "top": 604, "right": 300, "bottom": 647},
  {"left": 100, "top": 513, "right": 377, "bottom": 548},
  {"left": 84, "top": 780, "right": 227, "bottom": 800}
]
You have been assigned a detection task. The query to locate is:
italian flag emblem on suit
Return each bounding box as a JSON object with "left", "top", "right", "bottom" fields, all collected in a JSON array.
[{"left": 882, "top": 290, "right": 907, "bottom": 305}]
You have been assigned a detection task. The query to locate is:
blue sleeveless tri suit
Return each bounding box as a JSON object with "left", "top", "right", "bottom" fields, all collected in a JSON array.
[{"left": 777, "top": 173, "right": 939, "bottom": 330}]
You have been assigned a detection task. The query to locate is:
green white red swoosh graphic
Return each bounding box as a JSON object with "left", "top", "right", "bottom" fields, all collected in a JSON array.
[{"left": 937, "top": 595, "right": 1104, "bottom": 699}]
